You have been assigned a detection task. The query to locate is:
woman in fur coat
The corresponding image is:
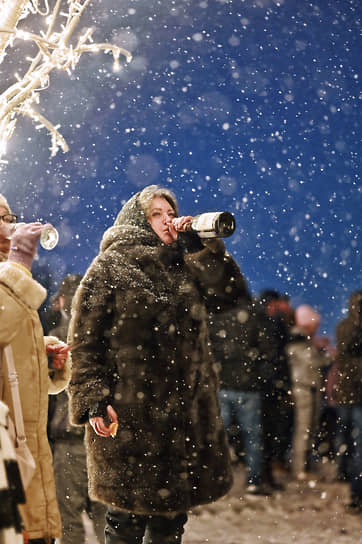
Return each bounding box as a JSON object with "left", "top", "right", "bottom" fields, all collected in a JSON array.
[{"left": 68, "top": 185, "right": 241, "bottom": 544}]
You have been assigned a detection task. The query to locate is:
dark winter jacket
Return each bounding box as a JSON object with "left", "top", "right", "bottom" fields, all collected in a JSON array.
[
  {"left": 68, "top": 192, "right": 233, "bottom": 515},
  {"left": 207, "top": 274, "right": 261, "bottom": 392},
  {"left": 249, "top": 297, "right": 292, "bottom": 395},
  {"left": 335, "top": 291, "right": 362, "bottom": 405}
]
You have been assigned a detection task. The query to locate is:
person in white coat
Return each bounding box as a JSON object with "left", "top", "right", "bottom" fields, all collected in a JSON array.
[
  {"left": 0, "top": 194, "right": 71, "bottom": 544},
  {"left": 287, "top": 304, "right": 329, "bottom": 479}
]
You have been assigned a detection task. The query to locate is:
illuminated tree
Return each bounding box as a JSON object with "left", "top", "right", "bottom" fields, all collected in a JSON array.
[{"left": 0, "top": 0, "right": 131, "bottom": 160}]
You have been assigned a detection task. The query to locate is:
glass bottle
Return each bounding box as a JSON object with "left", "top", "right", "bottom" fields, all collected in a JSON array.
[{"left": 181, "top": 211, "right": 235, "bottom": 238}]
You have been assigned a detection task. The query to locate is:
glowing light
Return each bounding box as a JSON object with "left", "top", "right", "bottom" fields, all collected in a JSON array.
[{"left": 0, "top": 0, "right": 132, "bottom": 160}]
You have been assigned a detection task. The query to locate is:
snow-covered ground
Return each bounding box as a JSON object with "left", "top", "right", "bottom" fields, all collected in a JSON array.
[
  {"left": 183, "top": 462, "right": 361, "bottom": 544},
  {"left": 79, "top": 460, "right": 361, "bottom": 544}
]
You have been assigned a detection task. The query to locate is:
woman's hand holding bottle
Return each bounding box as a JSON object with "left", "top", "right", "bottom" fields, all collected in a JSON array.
[{"left": 170, "top": 216, "right": 194, "bottom": 234}]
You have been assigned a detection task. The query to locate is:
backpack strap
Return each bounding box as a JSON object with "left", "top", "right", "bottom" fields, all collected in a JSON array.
[{"left": 3, "top": 345, "right": 26, "bottom": 444}]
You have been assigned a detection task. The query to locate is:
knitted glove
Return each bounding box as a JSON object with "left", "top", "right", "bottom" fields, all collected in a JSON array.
[
  {"left": 8, "top": 222, "right": 49, "bottom": 270},
  {"left": 200, "top": 237, "right": 225, "bottom": 254},
  {"left": 177, "top": 230, "right": 205, "bottom": 254}
]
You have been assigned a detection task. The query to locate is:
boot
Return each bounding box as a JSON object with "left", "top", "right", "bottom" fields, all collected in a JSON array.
[
  {"left": 104, "top": 509, "right": 146, "bottom": 544},
  {"left": 143, "top": 528, "right": 183, "bottom": 544},
  {"left": 143, "top": 513, "right": 187, "bottom": 544}
]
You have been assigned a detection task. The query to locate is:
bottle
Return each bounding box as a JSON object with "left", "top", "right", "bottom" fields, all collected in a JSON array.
[{"left": 181, "top": 211, "right": 235, "bottom": 238}]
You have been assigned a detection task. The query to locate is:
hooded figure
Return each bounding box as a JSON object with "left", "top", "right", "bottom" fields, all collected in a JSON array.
[{"left": 68, "top": 186, "right": 235, "bottom": 543}]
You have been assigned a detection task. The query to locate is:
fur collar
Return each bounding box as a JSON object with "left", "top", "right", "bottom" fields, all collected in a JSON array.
[{"left": 0, "top": 262, "right": 46, "bottom": 309}]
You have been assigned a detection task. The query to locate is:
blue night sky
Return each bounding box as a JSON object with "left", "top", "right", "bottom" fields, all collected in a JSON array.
[{"left": 0, "top": 0, "right": 361, "bottom": 340}]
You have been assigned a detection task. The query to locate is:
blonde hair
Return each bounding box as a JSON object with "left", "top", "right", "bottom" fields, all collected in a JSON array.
[
  {"left": 0, "top": 194, "right": 11, "bottom": 214},
  {"left": 138, "top": 185, "right": 178, "bottom": 218}
]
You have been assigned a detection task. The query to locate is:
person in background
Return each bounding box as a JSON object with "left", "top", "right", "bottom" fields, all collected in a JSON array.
[
  {"left": 312, "top": 336, "right": 338, "bottom": 467},
  {"left": 68, "top": 185, "right": 234, "bottom": 544},
  {"left": 326, "top": 352, "right": 353, "bottom": 482},
  {"left": 334, "top": 291, "right": 362, "bottom": 514},
  {"left": 252, "top": 290, "right": 294, "bottom": 490},
  {"left": 0, "top": 399, "right": 25, "bottom": 543},
  {"left": 0, "top": 193, "right": 71, "bottom": 544},
  {"left": 287, "top": 304, "right": 330, "bottom": 480},
  {"left": 208, "top": 275, "right": 268, "bottom": 494},
  {"left": 48, "top": 274, "right": 106, "bottom": 544}
]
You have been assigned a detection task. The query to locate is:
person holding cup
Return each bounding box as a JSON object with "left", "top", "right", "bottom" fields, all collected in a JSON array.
[{"left": 0, "top": 194, "right": 71, "bottom": 544}]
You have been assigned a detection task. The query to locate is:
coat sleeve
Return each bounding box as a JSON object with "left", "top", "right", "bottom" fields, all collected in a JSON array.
[
  {"left": 67, "top": 256, "right": 116, "bottom": 425},
  {"left": 0, "top": 263, "right": 46, "bottom": 347},
  {"left": 186, "top": 246, "right": 251, "bottom": 312}
]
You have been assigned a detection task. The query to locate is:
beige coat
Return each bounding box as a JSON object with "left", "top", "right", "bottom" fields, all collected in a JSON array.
[{"left": 0, "top": 260, "right": 71, "bottom": 541}]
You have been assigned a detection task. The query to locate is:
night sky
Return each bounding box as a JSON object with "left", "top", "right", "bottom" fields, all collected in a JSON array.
[{"left": 0, "top": 0, "right": 361, "bottom": 340}]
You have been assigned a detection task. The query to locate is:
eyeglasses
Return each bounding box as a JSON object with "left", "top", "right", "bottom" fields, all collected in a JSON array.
[{"left": 0, "top": 214, "right": 18, "bottom": 224}]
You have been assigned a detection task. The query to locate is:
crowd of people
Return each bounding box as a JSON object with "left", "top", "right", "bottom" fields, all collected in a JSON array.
[{"left": 0, "top": 186, "right": 361, "bottom": 544}]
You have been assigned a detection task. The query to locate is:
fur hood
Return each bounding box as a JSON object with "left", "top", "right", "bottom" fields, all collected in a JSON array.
[{"left": 100, "top": 191, "right": 161, "bottom": 253}]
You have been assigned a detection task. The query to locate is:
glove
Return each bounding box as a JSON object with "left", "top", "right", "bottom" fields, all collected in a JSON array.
[
  {"left": 8, "top": 222, "right": 51, "bottom": 270},
  {"left": 200, "top": 237, "right": 225, "bottom": 254},
  {"left": 177, "top": 231, "right": 205, "bottom": 254}
]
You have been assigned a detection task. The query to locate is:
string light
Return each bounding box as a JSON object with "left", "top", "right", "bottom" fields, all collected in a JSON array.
[{"left": 0, "top": 0, "right": 132, "bottom": 160}]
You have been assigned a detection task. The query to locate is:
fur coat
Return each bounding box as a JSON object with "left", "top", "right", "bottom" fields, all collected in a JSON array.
[{"left": 68, "top": 193, "right": 234, "bottom": 515}]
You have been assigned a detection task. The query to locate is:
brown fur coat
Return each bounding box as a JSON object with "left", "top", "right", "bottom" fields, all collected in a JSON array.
[{"left": 68, "top": 193, "right": 236, "bottom": 515}]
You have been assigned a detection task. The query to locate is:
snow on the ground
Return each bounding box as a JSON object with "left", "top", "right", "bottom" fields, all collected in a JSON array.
[
  {"left": 183, "top": 461, "right": 362, "bottom": 544},
  {"left": 76, "top": 460, "right": 361, "bottom": 544}
]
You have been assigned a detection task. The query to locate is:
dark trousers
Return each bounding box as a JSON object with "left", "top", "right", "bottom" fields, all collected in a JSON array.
[
  {"left": 29, "top": 540, "right": 55, "bottom": 544},
  {"left": 105, "top": 508, "right": 187, "bottom": 544}
]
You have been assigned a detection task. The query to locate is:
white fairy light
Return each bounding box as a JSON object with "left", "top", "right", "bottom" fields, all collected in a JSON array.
[{"left": 0, "top": 0, "right": 132, "bottom": 160}]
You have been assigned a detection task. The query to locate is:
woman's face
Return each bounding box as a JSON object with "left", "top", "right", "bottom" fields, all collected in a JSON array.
[
  {"left": 0, "top": 206, "right": 12, "bottom": 255},
  {"left": 148, "top": 196, "right": 177, "bottom": 244}
]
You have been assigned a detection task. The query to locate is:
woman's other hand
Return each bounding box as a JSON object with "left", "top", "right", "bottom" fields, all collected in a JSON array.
[
  {"left": 90, "top": 404, "right": 118, "bottom": 437},
  {"left": 47, "top": 343, "right": 70, "bottom": 369}
]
